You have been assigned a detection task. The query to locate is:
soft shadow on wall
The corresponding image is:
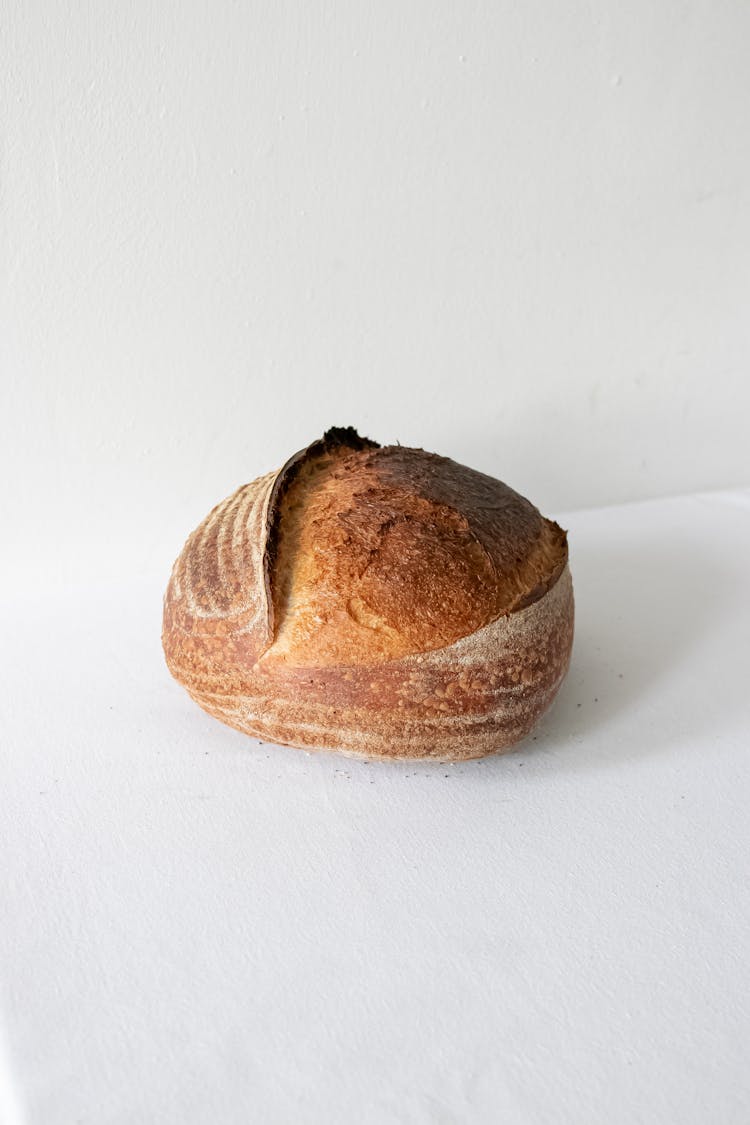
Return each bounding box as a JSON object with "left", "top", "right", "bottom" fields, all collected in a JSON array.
[{"left": 529, "top": 514, "right": 740, "bottom": 768}]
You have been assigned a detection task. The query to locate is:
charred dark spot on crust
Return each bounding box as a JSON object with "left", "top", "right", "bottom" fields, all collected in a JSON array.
[
  {"left": 262, "top": 427, "right": 380, "bottom": 640},
  {"left": 321, "top": 426, "right": 379, "bottom": 453}
]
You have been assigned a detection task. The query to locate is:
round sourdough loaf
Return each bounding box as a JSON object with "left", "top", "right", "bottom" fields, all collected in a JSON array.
[{"left": 162, "top": 427, "right": 574, "bottom": 760}]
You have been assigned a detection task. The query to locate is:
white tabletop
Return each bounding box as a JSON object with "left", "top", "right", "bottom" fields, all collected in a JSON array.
[{"left": 2, "top": 489, "right": 749, "bottom": 1124}]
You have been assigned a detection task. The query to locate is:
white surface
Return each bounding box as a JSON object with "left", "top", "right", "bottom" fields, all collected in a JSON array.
[
  {"left": 2, "top": 489, "right": 749, "bottom": 1124},
  {"left": 3, "top": 0, "right": 750, "bottom": 583}
]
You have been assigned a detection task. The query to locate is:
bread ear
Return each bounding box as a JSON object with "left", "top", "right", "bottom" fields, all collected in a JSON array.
[{"left": 261, "top": 427, "right": 379, "bottom": 645}]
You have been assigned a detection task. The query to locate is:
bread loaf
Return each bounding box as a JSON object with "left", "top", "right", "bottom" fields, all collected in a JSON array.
[{"left": 162, "top": 427, "right": 574, "bottom": 761}]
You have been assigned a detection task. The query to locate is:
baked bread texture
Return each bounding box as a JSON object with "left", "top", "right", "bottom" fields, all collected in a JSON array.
[{"left": 162, "top": 427, "right": 574, "bottom": 761}]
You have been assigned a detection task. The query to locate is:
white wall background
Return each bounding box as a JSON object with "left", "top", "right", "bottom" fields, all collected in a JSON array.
[{"left": 2, "top": 0, "right": 749, "bottom": 581}]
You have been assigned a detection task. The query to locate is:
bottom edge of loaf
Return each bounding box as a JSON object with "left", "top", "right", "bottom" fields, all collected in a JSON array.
[
  {"left": 194, "top": 697, "right": 559, "bottom": 762},
  {"left": 249, "top": 736, "right": 523, "bottom": 763}
]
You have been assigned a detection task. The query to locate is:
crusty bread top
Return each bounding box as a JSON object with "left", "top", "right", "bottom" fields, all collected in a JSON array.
[{"left": 261, "top": 428, "right": 567, "bottom": 667}]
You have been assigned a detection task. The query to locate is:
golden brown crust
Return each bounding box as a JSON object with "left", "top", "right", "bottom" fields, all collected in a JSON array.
[
  {"left": 268, "top": 434, "right": 567, "bottom": 665},
  {"left": 162, "top": 428, "right": 574, "bottom": 761}
]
